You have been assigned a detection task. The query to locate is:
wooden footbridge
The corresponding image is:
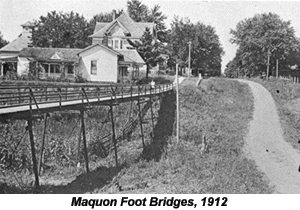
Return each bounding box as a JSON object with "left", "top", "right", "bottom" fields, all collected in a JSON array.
[{"left": 0, "top": 81, "right": 174, "bottom": 187}]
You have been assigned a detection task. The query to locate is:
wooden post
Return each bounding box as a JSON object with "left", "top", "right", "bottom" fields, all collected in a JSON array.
[
  {"left": 137, "top": 88, "right": 145, "bottom": 149},
  {"left": 276, "top": 59, "right": 279, "bottom": 79},
  {"left": 76, "top": 124, "right": 82, "bottom": 164},
  {"left": 267, "top": 49, "right": 271, "bottom": 80},
  {"left": 188, "top": 41, "right": 192, "bottom": 79},
  {"left": 80, "top": 110, "right": 89, "bottom": 173},
  {"left": 27, "top": 118, "right": 39, "bottom": 187},
  {"left": 110, "top": 104, "right": 118, "bottom": 166},
  {"left": 38, "top": 113, "right": 48, "bottom": 175},
  {"left": 149, "top": 92, "right": 155, "bottom": 132},
  {"left": 176, "top": 63, "right": 180, "bottom": 144}
]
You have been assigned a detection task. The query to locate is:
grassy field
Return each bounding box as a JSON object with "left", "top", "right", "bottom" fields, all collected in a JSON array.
[
  {"left": 96, "top": 77, "right": 272, "bottom": 193},
  {"left": 1, "top": 77, "right": 273, "bottom": 193},
  {"left": 250, "top": 77, "right": 300, "bottom": 153}
]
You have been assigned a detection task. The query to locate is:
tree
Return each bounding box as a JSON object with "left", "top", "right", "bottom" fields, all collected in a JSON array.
[
  {"left": 192, "top": 22, "right": 224, "bottom": 76},
  {"left": 168, "top": 16, "right": 224, "bottom": 76},
  {"left": 88, "top": 10, "right": 123, "bottom": 35},
  {"left": 0, "top": 31, "right": 9, "bottom": 49},
  {"left": 230, "top": 12, "right": 300, "bottom": 76},
  {"left": 127, "top": 0, "right": 149, "bottom": 22},
  {"left": 127, "top": 1, "right": 168, "bottom": 42},
  {"left": 32, "top": 11, "right": 91, "bottom": 48},
  {"left": 135, "top": 28, "right": 162, "bottom": 80},
  {"left": 168, "top": 16, "right": 194, "bottom": 67}
]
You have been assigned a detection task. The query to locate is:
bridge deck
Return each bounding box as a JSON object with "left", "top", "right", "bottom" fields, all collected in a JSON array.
[{"left": 0, "top": 83, "right": 173, "bottom": 121}]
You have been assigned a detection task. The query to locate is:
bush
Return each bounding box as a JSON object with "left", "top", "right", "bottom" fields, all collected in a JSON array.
[{"left": 75, "top": 74, "right": 87, "bottom": 83}]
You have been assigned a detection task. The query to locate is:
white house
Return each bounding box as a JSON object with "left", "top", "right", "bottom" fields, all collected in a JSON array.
[
  {"left": 77, "top": 43, "right": 145, "bottom": 83},
  {"left": 0, "top": 12, "right": 150, "bottom": 83},
  {"left": 0, "top": 21, "right": 33, "bottom": 76},
  {"left": 90, "top": 11, "right": 155, "bottom": 74}
]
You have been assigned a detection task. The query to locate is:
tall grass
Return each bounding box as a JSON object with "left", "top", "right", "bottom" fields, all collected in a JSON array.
[
  {"left": 104, "top": 78, "right": 272, "bottom": 193},
  {"left": 1, "top": 78, "right": 274, "bottom": 193}
]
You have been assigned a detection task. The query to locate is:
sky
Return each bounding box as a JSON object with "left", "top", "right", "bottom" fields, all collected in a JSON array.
[{"left": 1, "top": 0, "right": 300, "bottom": 71}]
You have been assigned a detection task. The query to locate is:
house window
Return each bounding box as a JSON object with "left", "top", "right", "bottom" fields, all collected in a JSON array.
[
  {"left": 41, "top": 64, "right": 49, "bottom": 73},
  {"left": 91, "top": 60, "right": 97, "bottom": 75},
  {"left": 114, "top": 40, "right": 119, "bottom": 49},
  {"left": 50, "top": 64, "right": 60, "bottom": 74},
  {"left": 66, "top": 65, "right": 74, "bottom": 74},
  {"left": 120, "top": 40, "right": 123, "bottom": 49},
  {"left": 108, "top": 39, "right": 112, "bottom": 47}
]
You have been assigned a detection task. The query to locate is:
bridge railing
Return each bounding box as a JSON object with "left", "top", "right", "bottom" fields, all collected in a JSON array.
[{"left": 0, "top": 83, "right": 174, "bottom": 110}]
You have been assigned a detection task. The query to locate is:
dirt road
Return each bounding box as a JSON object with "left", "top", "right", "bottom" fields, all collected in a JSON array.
[{"left": 239, "top": 79, "right": 300, "bottom": 193}]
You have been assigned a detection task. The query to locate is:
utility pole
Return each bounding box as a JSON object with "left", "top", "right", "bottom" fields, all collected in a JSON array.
[
  {"left": 267, "top": 49, "right": 271, "bottom": 80},
  {"left": 188, "top": 41, "right": 192, "bottom": 79},
  {"left": 176, "top": 63, "right": 180, "bottom": 144}
]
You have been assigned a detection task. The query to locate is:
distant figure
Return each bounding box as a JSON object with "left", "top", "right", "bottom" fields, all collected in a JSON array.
[{"left": 150, "top": 80, "right": 155, "bottom": 88}]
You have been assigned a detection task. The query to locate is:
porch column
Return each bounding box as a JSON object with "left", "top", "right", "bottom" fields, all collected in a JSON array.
[
  {"left": 0, "top": 61, "right": 2, "bottom": 76},
  {"left": 130, "top": 64, "right": 133, "bottom": 83},
  {"left": 73, "top": 64, "right": 76, "bottom": 78},
  {"left": 60, "top": 62, "right": 64, "bottom": 78}
]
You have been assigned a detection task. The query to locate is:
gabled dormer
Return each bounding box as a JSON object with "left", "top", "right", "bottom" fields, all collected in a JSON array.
[{"left": 90, "top": 12, "right": 155, "bottom": 50}]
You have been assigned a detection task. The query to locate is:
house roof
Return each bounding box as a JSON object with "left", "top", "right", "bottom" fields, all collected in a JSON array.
[
  {"left": 78, "top": 43, "right": 122, "bottom": 56},
  {"left": 0, "top": 33, "right": 31, "bottom": 53},
  {"left": 21, "top": 21, "right": 34, "bottom": 28},
  {"left": 116, "top": 49, "right": 145, "bottom": 64},
  {"left": 93, "top": 22, "right": 109, "bottom": 34},
  {"left": 91, "top": 13, "right": 154, "bottom": 39},
  {"left": 78, "top": 43, "right": 145, "bottom": 65},
  {"left": 19, "top": 47, "right": 81, "bottom": 63},
  {"left": 136, "top": 22, "right": 155, "bottom": 33}
]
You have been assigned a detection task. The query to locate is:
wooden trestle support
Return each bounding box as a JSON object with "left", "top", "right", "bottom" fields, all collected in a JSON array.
[{"left": 2, "top": 84, "right": 168, "bottom": 188}]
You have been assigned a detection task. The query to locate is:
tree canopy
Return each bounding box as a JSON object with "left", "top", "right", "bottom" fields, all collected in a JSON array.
[
  {"left": 127, "top": 0, "right": 149, "bottom": 22},
  {"left": 134, "top": 28, "right": 163, "bottom": 80},
  {"left": 127, "top": 0, "right": 168, "bottom": 42},
  {"left": 32, "top": 11, "right": 91, "bottom": 48},
  {"left": 0, "top": 31, "right": 9, "bottom": 49},
  {"left": 168, "top": 16, "right": 224, "bottom": 75},
  {"left": 88, "top": 10, "right": 123, "bottom": 34},
  {"left": 227, "top": 12, "right": 300, "bottom": 77}
]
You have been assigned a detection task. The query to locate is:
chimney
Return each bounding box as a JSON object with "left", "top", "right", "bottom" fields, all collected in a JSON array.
[
  {"left": 112, "top": 10, "right": 116, "bottom": 20},
  {"left": 21, "top": 21, "right": 33, "bottom": 47}
]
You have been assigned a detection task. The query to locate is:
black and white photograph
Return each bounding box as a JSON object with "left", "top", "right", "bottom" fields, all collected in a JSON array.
[{"left": 1, "top": 0, "right": 300, "bottom": 205}]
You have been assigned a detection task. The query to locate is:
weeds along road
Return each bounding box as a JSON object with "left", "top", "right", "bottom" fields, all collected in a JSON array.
[{"left": 239, "top": 79, "right": 300, "bottom": 193}]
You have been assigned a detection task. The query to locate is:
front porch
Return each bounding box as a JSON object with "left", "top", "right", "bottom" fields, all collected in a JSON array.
[
  {"left": 118, "top": 62, "right": 143, "bottom": 84},
  {"left": 0, "top": 56, "right": 18, "bottom": 79},
  {"left": 39, "top": 62, "right": 76, "bottom": 81}
]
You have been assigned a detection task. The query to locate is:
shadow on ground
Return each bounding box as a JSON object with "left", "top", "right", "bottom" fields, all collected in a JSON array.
[
  {"left": 141, "top": 91, "right": 176, "bottom": 161},
  {"left": 0, "top": 165, "right": 123, "bottom": 194},
  {"left": 41, "top": 165, "right": 124, "bottom": 194}
]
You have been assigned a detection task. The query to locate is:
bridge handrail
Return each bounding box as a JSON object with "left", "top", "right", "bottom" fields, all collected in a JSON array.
[{"left": 0, "top": 83, "right": 174, "bottom": 110}]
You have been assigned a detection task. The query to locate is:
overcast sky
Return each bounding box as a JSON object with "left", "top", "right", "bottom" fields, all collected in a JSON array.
[{"left": 1, "top": 0, "right": 300, "bottom": 71}]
